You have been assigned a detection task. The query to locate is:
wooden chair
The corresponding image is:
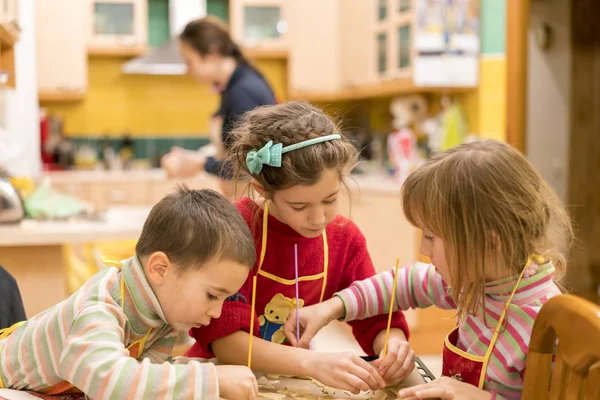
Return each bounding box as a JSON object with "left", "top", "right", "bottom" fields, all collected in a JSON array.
[{"left": 522, "top": 294, "right": 600, "bottom": 399}]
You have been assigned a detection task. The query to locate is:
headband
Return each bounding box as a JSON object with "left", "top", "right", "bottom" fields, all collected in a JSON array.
[{"left": 246, "top": 134, "right": 341, "bottom": 175}]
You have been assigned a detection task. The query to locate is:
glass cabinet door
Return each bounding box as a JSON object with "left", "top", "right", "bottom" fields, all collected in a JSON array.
[
  {"left": 398, "top": 0, "right": 410, "bottom": 13},
  {"left": 398, "top": 24, "right": 411, "bottom": 69},
  {"left": 378, "top": 0, "right": 387, "bottom": 20},
  {"left": 93, "top": 2, "right": 135, "bottom": 35},
  {"left": 243, "top": 5, "right": 286, "bottom": 42},
  {"left": 377, "top": 32, "right": 388, "bottom": 75}
]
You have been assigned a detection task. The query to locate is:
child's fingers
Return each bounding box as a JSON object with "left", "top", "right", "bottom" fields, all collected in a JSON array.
[
  {"left": 399, "top": 381, "right": 455, "bottom": 400},
  {"left": 351, "top": 356, "right": 386, "bottom": 389},
  {"left": 283, "top": 313, "right": 299, "bottom": 346},
  {"left": 383, "top": 345, "right": 414, "bottom": 382},
  {"left": 398, "top": 383, "right": 431, "bottom": 398},
  {"left": 385, "top": 351, "right": 416, "bottom": 383}
]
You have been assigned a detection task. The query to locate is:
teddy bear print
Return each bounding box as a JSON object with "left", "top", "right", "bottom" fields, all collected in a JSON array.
[{"left": 259, "top": 293, "right": 304, "bottom": 344}]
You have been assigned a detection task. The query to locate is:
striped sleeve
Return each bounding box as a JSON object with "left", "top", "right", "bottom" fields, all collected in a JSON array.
[
  {"left": 59, "top": 304, "right": 219, "bottom": 400},
  {"left": 140, "top": 334, "right": 178, "bottom": 364},
  {"left": 336, "top": 262, "right": 456, "bottom": 322}
]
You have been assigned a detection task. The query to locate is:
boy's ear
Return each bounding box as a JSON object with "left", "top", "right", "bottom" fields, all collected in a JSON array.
[{"left": 145, "top": 251, "right": 172, "bottom": 285}]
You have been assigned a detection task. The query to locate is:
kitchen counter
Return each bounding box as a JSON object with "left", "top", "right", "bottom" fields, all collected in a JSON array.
[
  {"left": 44, "top": 168, "right": 403, "bottom": 195},
  {"left": 0, "top": 206, "right": 150, "bottom": 318},
  {"left": 0, "top": 207, "right": 150, "bottom": 246}
]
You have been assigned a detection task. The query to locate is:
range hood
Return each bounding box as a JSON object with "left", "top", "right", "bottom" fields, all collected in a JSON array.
[{"left": 122, "top": 0, "right": 206, "bottom": 75}]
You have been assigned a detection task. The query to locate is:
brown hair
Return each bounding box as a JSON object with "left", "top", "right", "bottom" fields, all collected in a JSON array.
[
  {"left": 402, "top": 140, "right": 573, "bottom": 319},
  {"left": 179, "top": 16, "right": 269, "bottom": 84},
  {"left": 136, "top": 186, "right": 256, "bottom": 271},
  {"left": 227, "top": 101, "right": 359, "bottom": 197}
]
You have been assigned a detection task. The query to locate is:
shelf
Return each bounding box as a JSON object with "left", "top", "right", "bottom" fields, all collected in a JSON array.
[
  {"left": 0, "top": 23, "right": 19, "bottom": 47},
  {"left": 0, "top": 45, "right": 16, "bottom": 89},
  {"left": 38, "top": 89, "right": 86, "bottom": 102},
  {"left": 88, "top": 45, "right": 147, "bottom": 57},
  {"left": 290, "top": 77, "right": 475, "bottom": 102},
  {"left": 244, "top": 47, "right": 288, "bottom": 60}
]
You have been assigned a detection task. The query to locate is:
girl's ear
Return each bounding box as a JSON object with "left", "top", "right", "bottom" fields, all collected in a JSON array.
[{"left": 251, "top": 180, "right": 268, "bottom": 198}]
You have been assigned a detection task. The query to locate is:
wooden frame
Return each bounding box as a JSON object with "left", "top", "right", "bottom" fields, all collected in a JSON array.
[
  {"left": 506, "top": 0, "right": 530, "bottom": 153},
  {"left": 229, "top": 0, "right": 288, "bottom": 50},
  {"left": 87, "top": 0, "right": 148, "bottom": 56}
]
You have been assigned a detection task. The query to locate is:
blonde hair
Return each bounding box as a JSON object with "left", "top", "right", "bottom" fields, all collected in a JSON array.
[
  {"left": 227, "top": 101, "right": 359, "bottom": 197},
  {"left": 402, "top": 140, "right": 573, "bottom": 318}
]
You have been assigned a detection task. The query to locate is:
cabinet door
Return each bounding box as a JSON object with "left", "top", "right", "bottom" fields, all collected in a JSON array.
[
  {"left": 287, "top": 0, "right": 340, "bottom": 94},
  {"left": 1, "top": 0, "right": 17, "bottom": 24},
  {"left": 89, "top": 182, "right": 150, "bottom": 209},
  {"left": 230, "top": 0, "right": 287, "bottom": 49},
  {"left": 36, "top": 0, "right": 88, "bottom": 98},
  {"left": 88, "top": 0, "right": 147, "bottom": 53},
  {"left": 339, "top": 0, "right": 376, "bottom": 87}
]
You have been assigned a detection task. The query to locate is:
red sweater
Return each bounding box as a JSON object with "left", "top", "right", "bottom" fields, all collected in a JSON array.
[{"left": 185, "top": 197, "right": 410, "bottom": 358}]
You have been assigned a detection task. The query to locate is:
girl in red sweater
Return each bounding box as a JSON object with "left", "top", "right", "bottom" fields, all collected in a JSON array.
[{"left": 185, "top": 102, "right": 413, "bottom": 393}]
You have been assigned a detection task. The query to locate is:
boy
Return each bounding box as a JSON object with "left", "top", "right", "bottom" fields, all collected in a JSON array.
[{"left": 0, "top": 188, "right": 259, "bottom": 399}]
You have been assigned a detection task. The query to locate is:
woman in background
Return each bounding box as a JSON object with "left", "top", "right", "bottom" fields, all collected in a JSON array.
[{"left": 161, "top": 17, "right": 276, "bottom": 198}]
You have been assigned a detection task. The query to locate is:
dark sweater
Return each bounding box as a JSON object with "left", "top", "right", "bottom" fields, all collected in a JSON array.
[
  {"left": 204, "top": 63, "right": 276, "bottom": 179},
  {"left": 0, "top": 265, "right": 26, "bottom": 329}
]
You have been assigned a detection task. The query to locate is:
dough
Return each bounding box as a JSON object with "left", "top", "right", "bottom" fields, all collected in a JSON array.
[{"left": 259, "top": 393, "right": 287, "bottom": 400}]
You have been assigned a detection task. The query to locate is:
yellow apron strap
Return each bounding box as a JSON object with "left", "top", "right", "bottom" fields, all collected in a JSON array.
[
  {"left": 478, "top": 256, "right": 534, "bottom": 388},
  {"left": 257, "top": 201, "right": 328, "bottom": 301},
  {"left": 258, "top": 201, "right": 270, "bottom": 272},
  {"left": 0, "top": 321, "right": 25, "bottom": 340},
  {"left": 319, "top": 230, "right": 328, "bottom": 302},
  {"left": 0, "top": 321, "right": 27, "bottom": 389}
]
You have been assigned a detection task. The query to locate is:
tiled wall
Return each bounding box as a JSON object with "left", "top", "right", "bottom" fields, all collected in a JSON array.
[
  {"left": 40, "top": 56, "right": 288, "bottom": 138},
  {"left": 463, "top": 0, "right": 507, "bottom": 141},
  {"left": 71, "top": 136, "right": 210, "bottom": 161}
]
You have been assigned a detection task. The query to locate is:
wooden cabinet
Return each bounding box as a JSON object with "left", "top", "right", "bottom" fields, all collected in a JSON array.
[
  {"left": 88, "top": 0, "right": 147, "bottom": 56},
  {"left": 230, "top": 0, "right": 287, "bottom": 51},
  {"left": 374, "top": 0, "right": 414, "bottom": 81},
  {"left": 0, "top": 0, "right": 19, "bottom": 26},
  {"left": 36, "top": 0, "right": 88, "bottom": 102},
  {"left": 0, "top": 0, "right": 19, "bottom": 89},
  {"left": 287, "top": 0, "right": 340, "bottom": 94},
  {"left": 287, "top": 0, "right": 374, "bottom": 96},
  {"left": 290, "top": 0, "right": 480, "bottom": 102}
]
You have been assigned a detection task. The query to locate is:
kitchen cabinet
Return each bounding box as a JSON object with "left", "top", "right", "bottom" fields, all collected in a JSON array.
[
  {"left": 88, "top": 0, "right": 148, "bottom": 56},
  {"left": 374, "top": 0, "right": 413, "bottom": 81},
  {"left": 36, "top": 0, "right": 87, "bottom": 101},
  {"left": 0, "top": 0, "right": 18, "bottom": 26},
  {"left": 287, "top": 0, "right": 374, "bottom": 97},
  {"left": 290, "top": 0, "right": 480, "bottom": 102},
  {"left": 0, "top": 0, "right": 19, "bottom": 89},
  {"left": 230, "top": 0, "right": 287, "bottom": 51}
]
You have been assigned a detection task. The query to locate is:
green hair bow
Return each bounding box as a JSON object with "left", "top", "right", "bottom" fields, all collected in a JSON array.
[{"left": 245, "top": 134, "right": 341, "bottom": 175}]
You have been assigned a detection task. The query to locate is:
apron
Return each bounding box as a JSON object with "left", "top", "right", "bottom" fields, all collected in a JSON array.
[
  {"left": 441, "top": 256, "right": 534, "bottom": 388},
  {"left": 0, "top": 261, "right": 152, "bottom": 395},
  {"left": 255, "top": 201, "right": 328, "bottom": 344}
]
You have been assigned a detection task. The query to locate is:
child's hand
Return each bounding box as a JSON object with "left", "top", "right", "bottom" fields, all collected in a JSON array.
[
  {"left": 216, "top": 365, "right": 258, "bottom": 399},
  {"left": 398, "top": 376, "right": 492, "bottom": 400},
  {"left": 373, "top": 338, "right": 415, "bottom": 385},
  {"left": 304, "top": 351, "right": 386, "bottom": 393},
  {"left": 284, "top": 297, "right": 345, "bottom": 349}
]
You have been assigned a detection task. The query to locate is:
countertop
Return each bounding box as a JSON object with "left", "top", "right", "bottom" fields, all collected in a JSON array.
[
  {"left": 0, "top": 206, "right": 151, "bottom": 246},
  {"left": 43, "top": 168, "right": 403, "bottom": 195}
]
